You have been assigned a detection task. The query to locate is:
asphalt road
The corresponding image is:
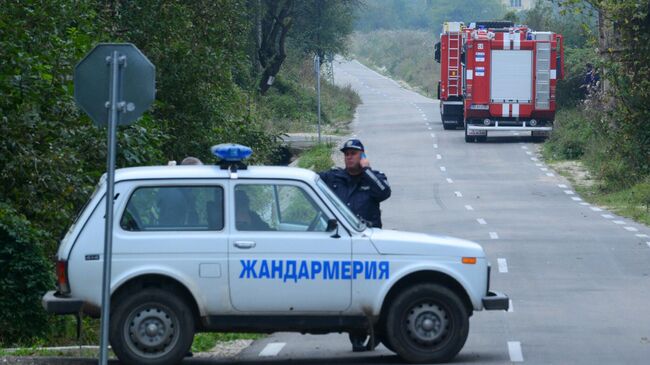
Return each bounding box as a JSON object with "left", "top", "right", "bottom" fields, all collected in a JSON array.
[
  {"left": 224, "top": 59, "right": 650, "bottom": 364},
  {"left": 13, "top": 59, "right": 649, "bottom": 365}
]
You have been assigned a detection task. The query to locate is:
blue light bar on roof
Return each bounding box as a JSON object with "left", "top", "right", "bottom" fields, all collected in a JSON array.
[{"left": 211, "top": 143, "right": 253, "bottom": 162}]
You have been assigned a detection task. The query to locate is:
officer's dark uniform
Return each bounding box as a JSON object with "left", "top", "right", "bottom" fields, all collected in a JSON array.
[{"left": 318, "top": 139, "right": 391, "bottom": 228}]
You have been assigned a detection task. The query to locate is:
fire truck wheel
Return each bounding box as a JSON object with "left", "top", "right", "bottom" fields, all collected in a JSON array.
[
  {"left": 443, "top": 123, "right": 455, "bottom": 130},
  {"left": 464, "top": 127, "right": 474, "bottom": 143}
]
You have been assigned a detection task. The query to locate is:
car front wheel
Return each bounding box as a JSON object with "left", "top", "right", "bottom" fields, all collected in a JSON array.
[
  {"left": 385, "top": 284, "right": 469, "bottom": 363},
  {"left": 110, "top": 287, "right": 195, "bottom": 365}
]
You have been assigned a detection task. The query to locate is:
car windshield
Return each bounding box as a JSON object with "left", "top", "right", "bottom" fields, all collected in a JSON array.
[{"left": 316, "top": 178, "right": 366, "bottom": 231}]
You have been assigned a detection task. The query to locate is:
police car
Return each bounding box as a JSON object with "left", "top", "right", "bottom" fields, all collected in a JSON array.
[{"left": 42, "top": 144, "right": 508, "bottom": 365}]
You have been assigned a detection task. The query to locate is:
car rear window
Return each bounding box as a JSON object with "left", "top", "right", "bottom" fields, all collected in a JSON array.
[{"left": 120, "top": 186, "right": 224, "bottom": 231}]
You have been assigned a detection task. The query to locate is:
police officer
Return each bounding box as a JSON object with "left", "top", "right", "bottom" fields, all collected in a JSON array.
[
  {"left": 319, "top": 139, "right": 390, "bottom": 351},
  {"left": 319, "top": 138, "right": 391, "bottom": 228}
]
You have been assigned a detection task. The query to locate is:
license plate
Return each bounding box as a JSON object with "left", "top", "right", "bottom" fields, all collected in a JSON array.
[{"left": 468, "top": 129, "right": 487, "bottom": 136}]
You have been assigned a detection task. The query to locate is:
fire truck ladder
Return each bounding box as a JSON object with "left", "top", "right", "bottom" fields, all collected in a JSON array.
[{"left": 447, "top": 32, "right": 462, "bottom": 97}]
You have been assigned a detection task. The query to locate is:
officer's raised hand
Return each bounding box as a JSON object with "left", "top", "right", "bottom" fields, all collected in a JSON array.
[{"left": 360, "top": 152, "right": 370, "bottom": 169}]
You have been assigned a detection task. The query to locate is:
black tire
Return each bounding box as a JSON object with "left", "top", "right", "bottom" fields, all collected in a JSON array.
[
  {"left": 110, "top": 287, "right": 195, "bottom": 365},
  {"left": 385, "top": 284, "right": 469, "bottom": 363},
  {"left": 464, "top": 123, "right": 473, "bottom": 143},
  {"left": 442, "top": 123, "right": 455, "bottom": 130},
  {"left": 378, "top": 333, "right": 397, "bottom": 353}
]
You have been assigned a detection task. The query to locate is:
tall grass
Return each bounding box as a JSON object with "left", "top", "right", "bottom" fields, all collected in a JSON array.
[{"left": 349, "top": 30, "right": 439, "bottom": 97}]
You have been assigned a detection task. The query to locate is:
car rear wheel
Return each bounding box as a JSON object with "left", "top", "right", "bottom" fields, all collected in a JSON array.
[
  {"left": 110, "top": 287, "right": 195, "bottom": 365},
  {"left": 386, "top": 284, "right": 469, "bottom": 363}
]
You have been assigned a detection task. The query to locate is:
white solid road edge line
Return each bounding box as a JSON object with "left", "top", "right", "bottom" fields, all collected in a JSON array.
[
  {"left": 259, "top": 342, "right": 286, "bottom": 357},
  {"left": 497, "top": 258, "right": 508, "bottom": 273},
  {"left": 508, "top": 341, "right": 524, "bottom": 362}
]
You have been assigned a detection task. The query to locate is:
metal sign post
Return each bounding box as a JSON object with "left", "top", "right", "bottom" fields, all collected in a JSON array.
[
  {"left": 74, "top": 43, "right": 155, "bottom": 365},
  {"left": 314, "top": 54, "right": 321, "bottom": 144},
  {"left": 97, "top": 50, "right": 121, "bottom": 365}
]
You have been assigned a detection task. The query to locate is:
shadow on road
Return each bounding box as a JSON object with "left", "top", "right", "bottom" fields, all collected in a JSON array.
[{"left": 1, "top": 352, "right": 506, "bottom": 365}]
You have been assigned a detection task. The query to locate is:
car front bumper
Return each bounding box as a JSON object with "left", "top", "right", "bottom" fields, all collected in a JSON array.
[
  {"left": 482, "top": 291, "right": 509, "bottom": 311},
  {"left": 42, "top": 290, "right": 84, "bottom": 315}
]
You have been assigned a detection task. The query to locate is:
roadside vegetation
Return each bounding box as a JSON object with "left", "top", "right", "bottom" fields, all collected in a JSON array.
[
  {"left": 350, "top": 30, "right": 439, "bottom": 97},
  {"left": 534, "top": 1, "right": 650, "bottom": 225},
  {"left": 297, "top": 143, "right": 336, "bottom": 172},
  {"left": 350, "top": 0, "right": 506, "bottom": 97},
  {"left": 1, "top": 0, "right": 360, "bottom": 353}
]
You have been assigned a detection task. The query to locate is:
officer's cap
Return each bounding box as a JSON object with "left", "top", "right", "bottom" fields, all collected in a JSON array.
[{"left": 340, "top": 138, "right": 364, "bottom": 152}]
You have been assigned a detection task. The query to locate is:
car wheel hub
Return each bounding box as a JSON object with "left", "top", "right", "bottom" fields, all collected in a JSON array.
[
  {"left": 406, "top": 303, "right": 448, "bottom": 344},
  {"left": 126, "top": 305, "right": 177, "bottom": 357}
]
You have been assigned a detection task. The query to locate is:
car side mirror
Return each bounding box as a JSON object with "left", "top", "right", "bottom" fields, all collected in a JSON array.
[{"left": 326, "top": 219, "right": 340, "bottom": 239}]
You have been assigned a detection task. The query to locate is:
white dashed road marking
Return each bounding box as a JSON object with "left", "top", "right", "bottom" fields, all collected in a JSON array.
[
  {"left": 590, "top": 207, "right": 603, "bottom": 212},
  {"left": 446, "top": 178, "right": 453, "bottom": 183},
  {"left": 636, "top": 233, "right": 649, "bottom": 238},
  {"left": 433, "top": 144, "right": 438, "bottom": 148},
  {"left": 259, "top": 342, "right": 286, "bottom": 357},
  {"left": 440, "top": 166, "right": 446, "bottom": 172},
  {"left": 526, "top": 151, "right": 532, "bottom": 155},
  {"left": 508, "top": 341, "right": 524, "bottom": 362},
  {"left": 497, "top": 258, "right": 508, "bottom": 273},
  {"left": 508, "top": 299, "right": 514, "bottom": 312},
  {"left": 454, "top": 191, "right": 463, "bottom": 197},
  {"left": 558, "top": 184, "right": 568, "bottom": 188},
  {"left": 531, "top": 157, "right": 538, "bottom": 161},
  {"left": 477, "top": 218, "right": 487, "bottom": 225},
  {"left": 546, "top": 173, "right": 555, "bottom": 177},
  {"left": 564, "top": 190, "right": 574, "bottom": 195},
  {"left": 602, "top": 214, "right": 614, "bottom": 219},
  {"left": 464, "top": 205, "right": 474, "bottom": 211},
  {"left": 624, "top": 226, "right": 638, "bottom": 232},
  {"left": 613, "top": 220, "right": 625, "bottom": 225},
  {"left": 436, "top": 154, "right": 442, "bottom": 160},
  {"left": 430, "top": 133, "right": 435, "bottom": 138},
  {"left": 571, "top": 197, "right": 582, "bottom": 201},
  {"left": 489, "top": 232, "right": 499, "bottom": 239}
]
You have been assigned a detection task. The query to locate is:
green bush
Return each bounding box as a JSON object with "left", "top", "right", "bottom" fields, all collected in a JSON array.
[
  {"left": 298, "top": 144, "right": 335, "bottom": 172},
  {"left": 0, "top": 203, "right": 53, "bottom": 345},
  {"left": 544, "top": 108, "right": 593, "bottom": 160},
  {"left": 557, "top": 47, "right": 597, "bottom": 108}
]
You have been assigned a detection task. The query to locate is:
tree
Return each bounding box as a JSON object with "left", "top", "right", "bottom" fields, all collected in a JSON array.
[
  {"left": 291, "top": 0, "right": 360, "bottom": 63},
  {"left": 258, "top": 0, "right": 295, "bottom": 94}
]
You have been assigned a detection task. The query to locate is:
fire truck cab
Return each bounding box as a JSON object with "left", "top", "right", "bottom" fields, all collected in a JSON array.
[{"left": 435, "top": 21, "right": 564, "bottom": 142}]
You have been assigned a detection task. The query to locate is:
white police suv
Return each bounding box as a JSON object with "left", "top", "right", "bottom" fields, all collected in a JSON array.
[{"left": 43, "top": 144, "right": 508, "bottom": 365}]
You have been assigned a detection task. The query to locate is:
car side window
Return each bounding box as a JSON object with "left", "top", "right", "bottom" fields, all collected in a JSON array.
[
  {"left": 235, "top": 184, "right": 328, "bottom": 232},
  {"left": 120, "top": 186, "right": 224, "bottom": 231}
]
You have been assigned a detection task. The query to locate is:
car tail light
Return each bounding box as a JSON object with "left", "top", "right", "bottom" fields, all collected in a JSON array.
[{"left": 56, "top": 260, "right": 71, "bottom": 294}]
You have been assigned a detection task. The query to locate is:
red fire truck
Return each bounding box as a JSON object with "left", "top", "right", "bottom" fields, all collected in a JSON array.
[{"left": 435, "top": 21, "right": 564, "bottom": 142}]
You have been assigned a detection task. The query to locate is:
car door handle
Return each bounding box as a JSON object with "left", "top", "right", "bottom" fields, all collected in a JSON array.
[{"left": 234, "top": 241, "right": 256, "bottom": 249}]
